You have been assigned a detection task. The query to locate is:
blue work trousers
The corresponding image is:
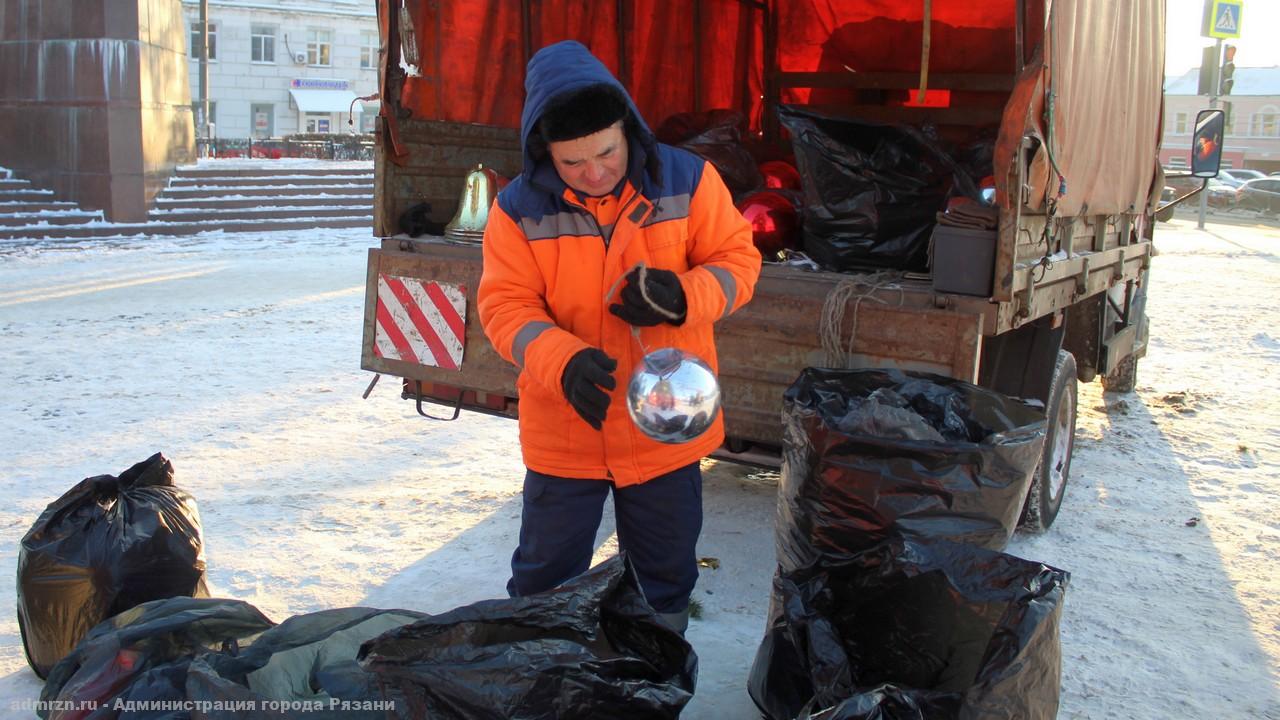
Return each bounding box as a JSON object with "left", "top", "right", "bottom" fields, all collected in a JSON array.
[{"left": 507, "top": 462, "right": 703, "bottom": 613}]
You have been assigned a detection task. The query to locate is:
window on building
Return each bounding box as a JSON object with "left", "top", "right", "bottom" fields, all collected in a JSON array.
[
  {"left": 360, "top": 32, "right": 380, "bottom": 69},
  {"left": 189, "top": 22, "right": 217, "bottom": 61},
  {"left": 1250, "top": 108, "right": 1278, "bottom": 137},
  {"left": 1174, "top": 112, "right": 1188, "bottom": 134},
  {"left": 1167, "top": 156, "right": 1188, "bottom": 169},
  {"left": 251, "top": 25, "right": 275, "bottom": 63},
  {"left": 307, "top": 29, "right": 332, "bottom": 66},
  {"left": 305, "top": 113, "right": 332, "bottom": 133}
]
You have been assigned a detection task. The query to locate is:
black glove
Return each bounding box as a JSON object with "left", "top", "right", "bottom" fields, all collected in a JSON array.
[
  {"left": 561, "top": 348, "right": 617, "bottom": 430},
  {"left": 609, "top": 266, "right": 687, "bottom": 327}
]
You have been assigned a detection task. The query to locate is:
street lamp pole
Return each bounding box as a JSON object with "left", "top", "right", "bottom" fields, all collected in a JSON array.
[{"left": 199, "top": 0, "right": 211, "bottom": 154}]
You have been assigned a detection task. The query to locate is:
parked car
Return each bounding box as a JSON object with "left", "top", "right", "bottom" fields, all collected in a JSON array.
[
  {"left": 1163, "top": 170, "right": 1200, "bottom": 194},
  {"left": 1218, "top": 168, "right": 1268, "bottom": 187},
  {"left": 1158, "top": 186, "right": 1176, "bottom": 221},
  {"left": 1206, "top": 179, "right": 1238, "bottom": 208},
  {"left": 1159, "top": 176, "right": 1235, "bottom": 210},
  {"left": 1236, "top": 178, "right": 1280, "bottom": 214}
]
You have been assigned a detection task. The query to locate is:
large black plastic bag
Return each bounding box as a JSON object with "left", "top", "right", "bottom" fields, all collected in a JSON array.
[
  {"left": 750, "top": 538, "right": 1069, "bottom": 720},
  {"left": 38, "top": 597, "right": 274, "bottom": 720},
  {"left": 18, "top": 453, "right": 211, "bottom": 679},
  {"left": 778, "top": 368, "right": 1046, "bottom": 572},
  {"left": 778, "top": 105, "right": 978, "bottom": 272},
  {"left": 186, "top": 607, "right": 426, "bottom": 719},
  {"left": 656, "top": 109, "right": 763, "bottom": 196},
  {"left": 358, "top": 554, "right": 697, "bottom": 719}
]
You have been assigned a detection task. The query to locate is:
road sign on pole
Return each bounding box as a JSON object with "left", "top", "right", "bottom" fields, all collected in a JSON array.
[{"left": 1202, "top": 0, "right": 1243, "bottom": 40}]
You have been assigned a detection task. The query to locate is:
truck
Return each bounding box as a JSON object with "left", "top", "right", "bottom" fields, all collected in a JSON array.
[{"left": 360, "top": 0, "right": 1223, "bottom": 532}]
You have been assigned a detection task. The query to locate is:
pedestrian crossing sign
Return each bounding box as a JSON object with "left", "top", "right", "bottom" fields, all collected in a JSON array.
[{"left": 1204, "top": 0, "right": 1243, "bottom": 39}]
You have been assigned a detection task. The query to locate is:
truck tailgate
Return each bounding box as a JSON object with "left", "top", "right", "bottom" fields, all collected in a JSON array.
[{"left": 362, "top": 237, "right": 991, "bottom": 448}]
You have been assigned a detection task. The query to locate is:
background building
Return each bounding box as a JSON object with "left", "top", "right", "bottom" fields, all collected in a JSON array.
[
  {"left": 1162, "top": 66, "right": 1280, "bottom": 174},
  {"left": 182, "top": 0, "right": 379, "bottom": 139}
]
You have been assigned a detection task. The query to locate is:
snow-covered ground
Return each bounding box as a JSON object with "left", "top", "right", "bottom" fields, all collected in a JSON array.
[{"left": 0, "top": 217, "right": 1277, "bottom": 718}]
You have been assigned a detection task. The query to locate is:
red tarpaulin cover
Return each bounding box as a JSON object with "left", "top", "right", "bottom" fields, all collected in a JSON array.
[
  {"left": 396, "top": 0, "right": 1028, "bottom": 131},
  {"left": 401, "top": 0, "right": 764, "bottom": 130},
  {"left": 392, "top": 0, "right": 1160, "bottom": 219}
]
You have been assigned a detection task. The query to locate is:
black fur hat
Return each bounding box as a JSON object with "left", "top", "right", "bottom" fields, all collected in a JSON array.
[{"left": 537, "top": 83, "right": 630, "bottom": 142}]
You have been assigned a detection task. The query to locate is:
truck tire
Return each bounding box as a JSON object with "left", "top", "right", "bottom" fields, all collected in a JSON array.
[
  {"left": 1020, "top": 350, "right": 1078, "bottom": 534},
  {"left": 1101, "top": 355, "right": 1138, "bottom": 393}
]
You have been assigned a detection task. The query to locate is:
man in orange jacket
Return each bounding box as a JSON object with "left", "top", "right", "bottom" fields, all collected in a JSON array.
[{"left": 478, "top": 40, "right": 760, "bottom": 633}]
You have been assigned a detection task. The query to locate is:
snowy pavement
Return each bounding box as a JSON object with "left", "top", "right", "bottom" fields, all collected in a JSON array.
[{"left": 0, "top": 220, "right": 1277, "bottom": 718}]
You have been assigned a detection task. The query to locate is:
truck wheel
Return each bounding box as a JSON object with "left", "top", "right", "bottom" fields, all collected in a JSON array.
[
  {"left": 1020, "top": 351, "right": 1077, "bottom": 534},
  {"left": 1101, "top": 355, "right": 1138, "bottom": 393}
]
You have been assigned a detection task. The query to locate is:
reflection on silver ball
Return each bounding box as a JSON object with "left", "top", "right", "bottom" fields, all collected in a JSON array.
[{"left": 626, "top": 347, "right": 722, "bottom": 444}]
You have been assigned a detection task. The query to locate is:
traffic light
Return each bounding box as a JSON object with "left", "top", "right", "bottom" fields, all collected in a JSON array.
[
  {"left": 1198, "top": 46, "right": 1217, "bottom": 95},
  {"left": 1219, "top": 45, "right": 1237, "bottom": 96}
]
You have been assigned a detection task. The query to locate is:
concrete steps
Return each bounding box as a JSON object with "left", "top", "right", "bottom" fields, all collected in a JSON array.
[
  {"left": 0, "top": 211, "right": 104, "bottom": 227},
  {"left": 150, "top": 195, "right": 373, "bottom": 211},
  {"left": 0, "top": 215, "right": 371, "bottom": 241},
  {"left": 157, "top": 184, "right": 372, "bottom": 198},
  {"left": 0, "top": 168, "right": 105, "bottom": 238},
  {"left": 144, "top": 162, "right": 373, "bottom": 231},
  {"left": 0, "top": 160, "right": 373, "bottom": 241}
]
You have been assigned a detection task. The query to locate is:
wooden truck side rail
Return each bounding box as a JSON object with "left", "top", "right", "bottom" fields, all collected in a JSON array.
[{"left": 364, "top": 119, "right": 1152, "bottom": 449}]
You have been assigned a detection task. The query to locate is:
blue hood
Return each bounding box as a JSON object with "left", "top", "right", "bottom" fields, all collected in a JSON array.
[{"left": 520, "top": 41, "right": 659, "bottom": 191}]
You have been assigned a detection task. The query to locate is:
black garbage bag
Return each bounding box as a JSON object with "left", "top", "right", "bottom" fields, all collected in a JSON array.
[
  {"left": 778, "top": 368, "right": 1046, "bottom": 572},
  {"left": 398, "top": 201, "right": 444, "bottom": 237},
  {"left": 358, "top": 554, "right": 697, "bottom": 720},
  {"left": 18, "top": 453, "right": 211, "bottom": 679},
  {"left": 778, "top": 105, "right": 979, "bottom": 272},
  {"left": 749, "top": 538, "right": 1069, "bottom": 720},
  {"left": 186, "top": 607, "right": 427, "bottom": 719},
  {"left": 796, "top": 684, "right": 959, "bottom": 720},
  {"left": 38, "top": 597, "right": 274, "bottom": 720},
  {"left": 656, "top": 109, "right": 763, "bottom": 196}
]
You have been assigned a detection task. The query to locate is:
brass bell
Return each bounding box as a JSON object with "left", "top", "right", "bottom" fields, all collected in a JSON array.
[{"left": 444, "top": 163, "right": 505, "bottom": 242}]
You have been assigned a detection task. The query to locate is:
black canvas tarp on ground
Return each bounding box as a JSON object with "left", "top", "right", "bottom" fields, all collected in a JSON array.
[{"left": 358, "top": 554, "right": 697, "bottom": 720}]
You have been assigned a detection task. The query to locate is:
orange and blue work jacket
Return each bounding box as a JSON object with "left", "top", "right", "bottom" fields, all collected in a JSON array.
[{"left": 477, "top": 42, "right": 760, "bottom": 487}]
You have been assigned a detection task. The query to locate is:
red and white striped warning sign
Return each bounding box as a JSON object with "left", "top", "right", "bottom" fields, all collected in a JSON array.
[{"left": 373, "top": 275, "right": 466, "bottom": 370}]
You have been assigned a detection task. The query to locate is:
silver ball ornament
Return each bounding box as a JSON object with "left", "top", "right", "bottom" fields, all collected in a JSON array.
[{"left": 626, "top": 347, "right": 722, "bottom": 444}]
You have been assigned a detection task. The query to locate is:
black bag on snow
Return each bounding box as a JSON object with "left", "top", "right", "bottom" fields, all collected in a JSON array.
[
  {"left": 777, "top": 368, "right": 1047, "bottom": 574},
  {"left": 18, "top": 453, "right": 211, "bottom": 679},
  {"left": 778, "top": 105, "right": 979, "bottom": 272},
  {"left": 38, "top": 597, "right": 274, "bottom": 720},
  {"left": 187, "top": 607, "right": 426, "bottom": 719},
  {"left": 357, "top": 554, "right": 697, "bottom": 720},
  {"left": 749, "top": 538, "right": 1069, "bottom": 720}
]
